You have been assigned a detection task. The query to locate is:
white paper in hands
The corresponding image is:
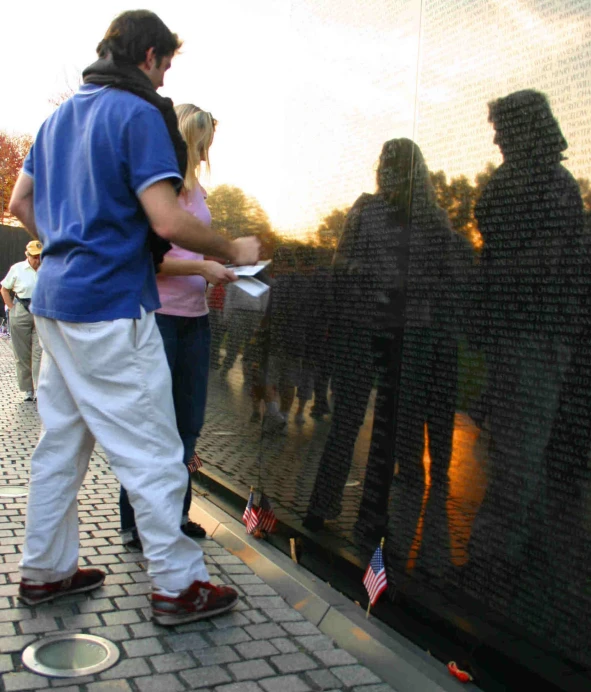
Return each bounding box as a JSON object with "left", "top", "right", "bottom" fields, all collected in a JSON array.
[
  {"left": 233, "top": 277, "right": 269, "bottom": 297},
  {"left": 230, "top": 260, "right": 272, "bottom": 277}
]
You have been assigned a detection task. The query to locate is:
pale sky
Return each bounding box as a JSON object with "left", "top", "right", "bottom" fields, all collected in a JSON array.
[{"left": 2, "top": 0, "right": 590, "bottom": 237}]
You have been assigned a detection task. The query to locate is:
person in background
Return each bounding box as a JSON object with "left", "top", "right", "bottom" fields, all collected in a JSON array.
[
  {"left": 10, "top": 10, "right": 258, "bottom": 625},
  {"left": 119, "top": 104, "right": 237, "bottom": 549},
  {"left": 0, "top": 240, "right": 43, "bottom": 401}
]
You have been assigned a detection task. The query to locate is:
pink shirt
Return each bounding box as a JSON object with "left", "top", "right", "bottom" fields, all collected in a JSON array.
[{"left": 156, "top": 185, "right": 212, "bottom": 317}]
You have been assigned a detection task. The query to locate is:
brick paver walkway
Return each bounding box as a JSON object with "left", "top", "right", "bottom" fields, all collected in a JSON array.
[{"left": 0, "top": 338, "right": 396, "bottom": 692}]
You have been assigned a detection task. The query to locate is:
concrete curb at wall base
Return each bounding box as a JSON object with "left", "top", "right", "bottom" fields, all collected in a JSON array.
[{"left": 189, "top": 495, "right": 479, "bottom": 692}]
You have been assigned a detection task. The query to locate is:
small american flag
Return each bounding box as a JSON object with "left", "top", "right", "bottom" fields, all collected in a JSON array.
[
  {"left": 187, "top": 452, "right": 203, "bottom": 473},
  {"left": 246, "top": 506, "right": 260, "bottom": 534},
  {"left": 243, "top": 490, "right": 255, "bottom": 526},
  {"left": 258, "top": 494, "right": 277, "bottom": 533},
  {"left": 363, "top": 546, "right": 387, "bottom": 607}
]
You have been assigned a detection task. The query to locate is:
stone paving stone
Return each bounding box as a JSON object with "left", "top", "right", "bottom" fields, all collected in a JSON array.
[
  {"left": 243, "top": 610, "right": 268, "bottom": 624},
  {"left": 103, "top": 573, "right": 134, "bottom": 585},
  {"left": 351, "top": 685, "right": 397, "bottom": 692},
  {"left": 228, "top": 658, "right": 276, "bottom": 680},
  {"left": 295, "top": 635, "right": 335, "bottom": 652},
  {"left": 195, "top": 645, "right": 241, "bottom": 666},
  {"left": 247, "top": 597, "right": 287, "bottom": 610},
  {"left": 246, "top": 623, "right": 286, "bottom": 640},
  {"left": 330, "top": 666, "right": 381, "bottom": 687},
  {"left": 221, "top": 564, "right": 253, "bottom": 574},
  {"left": 2, "top": 671, "right": 48, "bottom": 690},
  {"left": 208, "top": 625, "right": 252, "bottom": 646},
  {"left": 314, "top": 650, "right": 357, "bottom": 667},
  {"left": 269, "top": 638, "right": 299, "bottom": 654},
  {"left": 0, "top": 608, "right": 33, "bottom": 623},
  {"left": 229, "top": 574, "right": 264, "bottom": 585},
  {"left": 0, "top": 653, "right": 14, "bottom": 673},
  {"left": 241, "top": 584, "right": 278, "bottom": 596},
  {"left": 129, "top": 621, "right": 165, "bottom": 638},
  {"left": 134, "top": 673, "right": 186, "bottom": 692},
  {"left": 87, "top": 681, "right": 133, "bottom": 692},
  {"left": 123, "top": 635, "right": 165, "bottom": 657},
  {"left": 281, "top": 622, "right": 321, "bottom": 636},
  {"left": 305, "top": 669, "right": 342, "bottom": 690},
  {"left": 235, "top": 640, "right": 280, "bottom": 659},
  {"left": 61, "top": 612, "right": 102, "bottom": 629},
  {"left": 20, "top": 615, "right": 59, "bottom": 634},
  {"left": 0, "top": 634, "right": 37, "bottom": 652},
  {"left": 78, "top": 598, "right": 114, "bottom": 613},
  {"left": 101, "top": 609, "right": 142, "bottom": 626},
  {"left": 215, "top": 683, "right": 264, "bottom": 692},
  {"left": 99, "top": 657, "right": 151, "bottom": 680},
  {"left": 271, "top": 653, "right": 318, "bottom": 673},
  {"left": 114, "top": 595, "right": 150, "bottom": 610},
  {"left": 91, "top": 584, "right": 126, "bottom": 598},
  {"left": 151, "top": 651, "right": 195, "bottom": 673},
  {"left": 89, "top": 624, "right": 130, "bottom": 640},
  {"left": 121, "top": 581, "right": 152, "bottom": 596},
  {"left": 181, "top": 664, "right": 233, "bottom": 688},
  {"left": 259, "top": 675, "right": 312, "bottom": 692},
  {"left": 212, "top": 555, "right": 243, "bottom": 564},
  {"left": 212, "top": 611, "right": 251, "bottom": 628},
  {"left": 0, "top": 621, "right": 16, "bottom": 636},
  {"left": 166, "top": 631, "right": 209, "bottom": 652}
]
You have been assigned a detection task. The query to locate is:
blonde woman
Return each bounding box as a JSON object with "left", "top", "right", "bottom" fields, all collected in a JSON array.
[{"left": 120, "top": 105, "right": 236, "bottom": 549}]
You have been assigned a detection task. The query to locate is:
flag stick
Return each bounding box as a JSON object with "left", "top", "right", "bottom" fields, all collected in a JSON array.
[{"left": 365, "top": 537, "right": 386, "bottom": 619}]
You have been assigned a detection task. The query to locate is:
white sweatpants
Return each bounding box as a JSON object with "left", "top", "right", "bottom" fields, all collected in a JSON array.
[{"left": 20, "top": 310, "right": 209, "bottom": 594}]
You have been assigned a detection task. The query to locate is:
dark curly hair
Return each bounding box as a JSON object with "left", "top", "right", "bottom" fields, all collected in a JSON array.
[{"left": 97, "top": 10, "right": 182, "bottom": 66}]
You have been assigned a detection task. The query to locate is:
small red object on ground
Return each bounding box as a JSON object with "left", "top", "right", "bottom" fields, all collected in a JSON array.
[{"left": 447, "top": 661, "right": 473, "bottom": 683}]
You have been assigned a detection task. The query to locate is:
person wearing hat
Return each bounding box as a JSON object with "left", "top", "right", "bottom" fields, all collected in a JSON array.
[{"left": 0, "top": 240, "right": 43, "bottom": 401}]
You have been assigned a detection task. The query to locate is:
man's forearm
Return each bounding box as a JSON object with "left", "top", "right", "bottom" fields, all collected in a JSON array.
[
  {"left": 167, "top": 208, "right": 234, "bottom": 261},
  {"left": 0, "top": 287, "right": 14, "bottom": 310},
  {"left": 9, "top": 173, "right": 39, "bottom": 239}
]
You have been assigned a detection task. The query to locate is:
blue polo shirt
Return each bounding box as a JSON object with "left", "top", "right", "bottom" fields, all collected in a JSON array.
[{"left": 24, "top": 84, "right": 182, "bottom": 322}]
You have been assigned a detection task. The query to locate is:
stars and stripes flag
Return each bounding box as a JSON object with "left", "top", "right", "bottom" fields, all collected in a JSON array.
[
  {"left": 258, "top": 493, "right": 278, "bottom": 533},
  {"left": 187, "top": 452, "right": 203, "bottom": 473},
  {"left": 243, "top": 490, "right": 260, "bottom": 534},
  {"left": 363, "top": 545, "right": 387, "bottom": 607}
]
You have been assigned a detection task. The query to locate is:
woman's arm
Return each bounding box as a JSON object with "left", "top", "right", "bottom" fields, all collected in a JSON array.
[{"left": 159, "top": 258, "right": 238, "bottom": 286}]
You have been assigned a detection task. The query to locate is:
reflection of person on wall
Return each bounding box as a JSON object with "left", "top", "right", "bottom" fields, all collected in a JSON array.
[
  {"left": 0, "top": 240, "right": 44, "bottom": 402},
  {"left": 466, "top": 91, "right": 586, "bottom": 600},
  {"left": 265, "top": 246, "right": 306, "bottom": 426},
  {"left": 304, "top": 139, "right": 467, "bottom": 536},
  {"left": 220, "top": 278, "right": 268, "bottom": 378},
  {"left": 355, "top": 141, "right": 470, "bottom": 581},
  {"left": 296, "top": 245, "right": 333, "bottom": 422},
  {"left": 208, "top": 283, "right": 226, "bottom": 369}
]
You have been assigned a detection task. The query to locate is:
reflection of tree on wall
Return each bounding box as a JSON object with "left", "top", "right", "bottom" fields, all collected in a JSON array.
[
  {"left": 430, "top": 164, "right": 591, "bottom": 251},
  {"left": 207, "top": 184, "right": 279, "bottom": 255},
  {"left": 315, "top": 207, "right": 349, "bottom": 249}
]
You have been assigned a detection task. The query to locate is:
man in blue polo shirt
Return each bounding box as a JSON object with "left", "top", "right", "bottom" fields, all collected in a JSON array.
[{"left": 9, "top": 10, "right": 259, "bottom": 625}]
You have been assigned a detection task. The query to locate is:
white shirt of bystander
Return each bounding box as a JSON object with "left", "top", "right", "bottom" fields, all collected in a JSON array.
[{"left": 1, "top": 260, "right": 38, "bottom": 299}]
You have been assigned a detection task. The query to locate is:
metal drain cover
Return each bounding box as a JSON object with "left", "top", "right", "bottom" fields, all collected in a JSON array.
[
  {"left": 0, "top": 484, "right": 28, "bottom": 497},
  {"left": 22, "top": 633, "right": 119, "bottom": 678}
]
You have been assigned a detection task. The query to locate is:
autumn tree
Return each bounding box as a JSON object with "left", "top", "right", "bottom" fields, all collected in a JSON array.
[
  {"left": 207, "top": 184, "right": 279, "bottom": 255},
  {"left": 315, "top": 207, "right": 349, "bottom": 249},
  {"left": 0, "top": 132, "right": 33, "bottom": 225}
]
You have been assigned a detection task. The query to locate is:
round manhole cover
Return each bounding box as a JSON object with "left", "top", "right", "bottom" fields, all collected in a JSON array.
[
  {"left": 22, "top": 634, "right": 119, "bottom": 678},
  {"left": 0, "top": 485, "right": 28, "bottom": 497}
]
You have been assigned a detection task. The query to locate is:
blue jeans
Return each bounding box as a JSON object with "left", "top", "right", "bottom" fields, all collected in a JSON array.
[{"left": 120, "top": 313, "right": 211, "bottom": 539}]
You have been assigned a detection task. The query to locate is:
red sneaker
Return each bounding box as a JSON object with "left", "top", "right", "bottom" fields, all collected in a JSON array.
[
  {"left": 151, "top": 580, "right": 239, "bottom": 626},
  {"left": 19, "top": 568, "right": 106, "bottom": 606}
]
